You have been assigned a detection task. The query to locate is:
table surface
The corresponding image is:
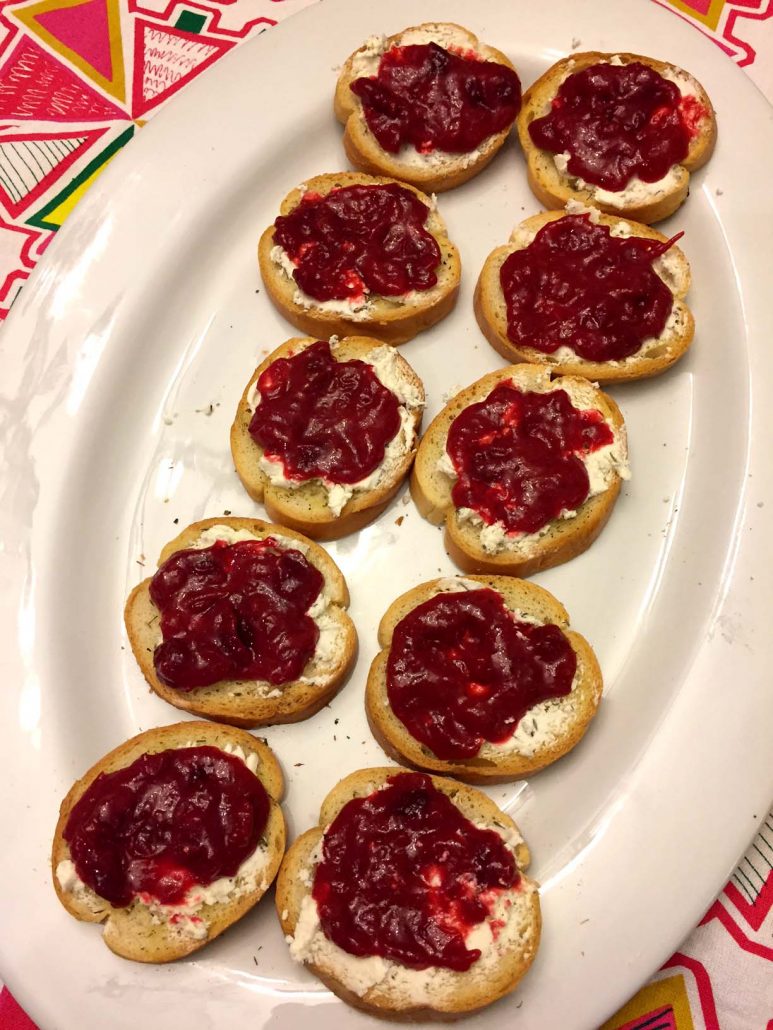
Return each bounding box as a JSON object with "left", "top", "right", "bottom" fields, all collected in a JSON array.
[{"left": 0, "top": 1, "right": 771, "bottom": 1027}]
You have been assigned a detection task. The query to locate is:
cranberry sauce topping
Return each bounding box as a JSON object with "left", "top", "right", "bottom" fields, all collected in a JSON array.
[
  {"left": 64, "top": 746, "right": 270, "bottom": 908},
  {"left": 447, "top": 381, "right": 614, "bottom": 535},
  {"left": 272, "top": 184, "right": 441, "bottom": 302},
  {"left": 528, "top": 61, "right": 707, "bottom": 191},
  {"left": 387, "top": 588, "right": 576, "bottom": 759},
  {"left": 312, "top": 772, "right": 518, "bottom": 971},
  {"left": 501, "top": 214, "right": 680, "bottom": 361},
  {"left": 248, "top": 341, "right": 401, "bottom": 485},
  {"left": 350, "top": 42, "right": 521, "bottom": 155},
  {"left": 149, "top": 537, "right": 323, "bottom": 691}
]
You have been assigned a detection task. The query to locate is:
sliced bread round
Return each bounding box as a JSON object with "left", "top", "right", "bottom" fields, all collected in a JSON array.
[
  {"left": 411, "top": 364, "right": 629, "bottom": 578},
  {"left": 475, "top": 205, "right": 694, "bottom": 383},
  {"left": 258, "top": 172, "right": 460, "bottom": 345},
  {"left": 230, "top": 336, "right": 425, "bottom": 539},
  {"left": 52, "top": 721, "right": 285, "bottom": 962},
  {"left": 335, "top": 23, "right": 521, "bottom": 193},
  {"left": 517, "top": 51, "right": 716, "bottom": 224},
  {"left": 276, "top": 767, "right": 540, "bottom": 1019},
  {"left": 366, "top": 576, "right": 602, "bottom": 782},
  {"left": 124, "top": 517, "right": 356, "bottom": 727}
]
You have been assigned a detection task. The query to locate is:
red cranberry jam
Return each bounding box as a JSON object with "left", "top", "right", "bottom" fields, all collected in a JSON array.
[
  {"left": 150, "top": 536, "right": 323, "bottom": 691},
  {"left": 272, "top": 184, "right": 441, "bottom": 302},
  {"left": 447, "top": 381, "right": 614, "bottom": 535},
  {"left": 312, "top": 772, "right": 519, "bottom": 971},
  {"left": 350, "top": 41, "right": 521, "bottom": 155},
  {"left": 528, "top": 61, "right": 708, "bottom": 191},
  {"left": 248, "top": 341, "right": 401, "bottom": 485},
  {"left": 64, "top": 746, "right": 270, "bottom": 908},
  {"left": 387, "top": 588, "right": 576, "bottom": 759},
  {"left": 501, "top": 214, "right": 681, "bottom": 361}
]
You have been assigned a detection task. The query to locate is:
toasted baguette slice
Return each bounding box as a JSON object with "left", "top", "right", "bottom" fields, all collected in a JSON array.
[
  {"left": 230, "top": 336, "right": 424, "bottom": 540},
  {"left": 125, "top": 517, "right": 356, "bottom": 727},
  {"left": 335, "top": 23, "right": 520, "bottom": 193},
  {"left": 52, "top": 722, "right": 285, "bottom": 963},
  {"left": 475, "top": 206, "right": 694, "bottom": 383},
  {"left": 411, "top": 365, "right": 628, "bottom": 577},
  {"left": 277, "top": 767, "right": 540, "bottom": 1020},
  {"left": 517, "top": 52, "right": 717, "bottom": 224},
  {"left": 366, "top": 576, "right": 602, "bottom": 782},
  {"left": 258, "top": 172, "right": 460, "bottom": 345}
]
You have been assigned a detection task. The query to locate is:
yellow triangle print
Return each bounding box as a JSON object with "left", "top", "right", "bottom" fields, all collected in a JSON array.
[
  {"left": 665, "top": 0, "right": 726, "bottom": 32},
  {"left": 38, "top": 167, "right": 97, "bottom": 229},
  {"left": 601, "top": 973, "right": 695, "bottom": 1030},
  {"left": 12, "top": 0, "right": 126, "bottom": 105},
  {"left": 29, "top": 127, "right": 134, "bottom": 231}
]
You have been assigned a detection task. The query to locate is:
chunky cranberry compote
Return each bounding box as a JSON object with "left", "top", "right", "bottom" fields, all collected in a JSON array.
[
  {"left": 447, "top": 382, "right": 614, "bottom": 535},
  {"left": 64, "top": 746, "right": 270, "bottom": 908},
  {"left": 501, "top": 214, "right": 681, "bottom": 361},
  {"left": 312, "top": 772, "right": 518, "bottom": 971},
  {"left": 272, "top": 184, "right": 441, "bottom": 301},
  {"left": 387, "top": 588, "right": 576, "bottom": 759},
  {"left": 528, "top": 61, "right": 708, "bottom": 190},
  {"left": 150, "top": 537, "right": 323, "bottom": 691},
  {"left": 350, "top": 42, "right": 521, "bottom": 154},
  {"left": 248, "top": 341, "right": 401, "bottom": 485}
]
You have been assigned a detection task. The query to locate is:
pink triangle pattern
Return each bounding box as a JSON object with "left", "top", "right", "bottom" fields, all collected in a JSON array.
[
  {"left": 0, "top": 214, "right": 51, "bottom": 315},
  {"left": 35, "top": 0, "right": 113, "bottom": 81},
  {"left": 132, "top": 19, "right": 233, "bottom": 118},
  {"left": 127, "top": 0, "right": 277, "bottom": 40},
  {"left": 0, "top": 127, "right": 106, "bottom": 218},
  {"left": 615, "top": 1006, "right": 676, "bottom": 1030},
  {"left": 0, "top": 35, "right": 127, "bottom": 121}
]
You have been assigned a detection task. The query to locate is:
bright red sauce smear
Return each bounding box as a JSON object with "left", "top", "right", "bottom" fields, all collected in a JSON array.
[
  {"left": 350, "top": 42, "right": 521, "bottom": 154},
  {"left": 272, "top": 184, "right": 441, "bottom": 302},
  {"left": 501, "top": 214, "right": 681, "bottom": 361},
  {"left": 387, "top": 588, "right": 577, "bottom": 759},
  {"left": 248, "top": 341, "right": 401, "bottom": 485},
  {"left": 528, "top": 61, "right": 707, "bottom": 191},
  {"left": 447, "top": 382, "right": 614, "bottom": 535},
  {"left": 149, "top": 538, "right": 323, "bottom": 691},
  {"left": 312, "top": 772, "right": 518, "bottom": 970},
  {"left": 63, "top": 746, "right": 270, "bottom": 908}
]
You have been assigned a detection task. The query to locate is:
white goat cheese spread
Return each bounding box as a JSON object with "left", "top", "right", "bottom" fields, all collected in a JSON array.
[
  {"left": 503, "top": 199, "right": 684, "bottom": 365},
  {"left": 181, "top": 524, "right": 344, "bottom": 688},
  {"left": 475, "top": 652, "right": 584, "bottom": 757},
  {"left": 55, "top": 744, "right": 270, "bottom": 942},
  {"left": 287, "top": 815, "right": 535, "bottom": 1002},
  {"left": 248, "top": 343, "right": 423, "bottom": 516},
  {"left": 550, "top": 57, "right": 696, "bottom": 208},
  {"left": 269, "top": 244, "right": 374, "bottom": 321},
  {"left": 346, "top": 25, "right": 500, "bottom": 171},
  {"left": 437, "top": 373, "right": 629, "bottom": 556}
]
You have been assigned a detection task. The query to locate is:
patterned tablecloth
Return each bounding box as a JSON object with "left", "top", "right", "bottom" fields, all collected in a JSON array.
[{"left": 0, "top": 0, "right": 771, "bottom": 1026}]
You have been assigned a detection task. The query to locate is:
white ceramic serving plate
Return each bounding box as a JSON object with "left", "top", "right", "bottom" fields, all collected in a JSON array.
[{"left": 1, "top": 1, "right": 771, "bottom": 1026}]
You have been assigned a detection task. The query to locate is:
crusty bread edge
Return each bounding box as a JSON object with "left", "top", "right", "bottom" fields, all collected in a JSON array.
[
  {"left": 516, "top": 51, "right": 717, "bottom": 224},
  {"left": 276, "top": 767, "right": 541, "bottom": 1019},
  {"left": 229, "top": 336, "right": 425, "bottom": 540},
  {"left": 410, "top": 365, "right": 627, "bottom": 578},
  {"left": 124, "top": 517, "right": 357, "bottom": 727},
  {"left": 474, "top": 209, "right": 695, "bottom": 383},
  {"left": 366, "top": 576, "right": 603, "bottom": 781},
  {"left": 258, "top": 172, "right": 460, "bottom": 345},
  {"left": 52, "top": 722, "right": 286, "bottom": 962},
  {"left": 335, "top": 24, "right": 520, "bottom": 193}
]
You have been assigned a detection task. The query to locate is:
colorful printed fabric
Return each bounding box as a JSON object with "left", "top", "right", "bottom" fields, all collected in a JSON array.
[
  {"left": 601, "top": 810, "right": 773, "bottom": 1029},
  {"left": 0, "top": 0, "right": 771, "bottom": 1027}
]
